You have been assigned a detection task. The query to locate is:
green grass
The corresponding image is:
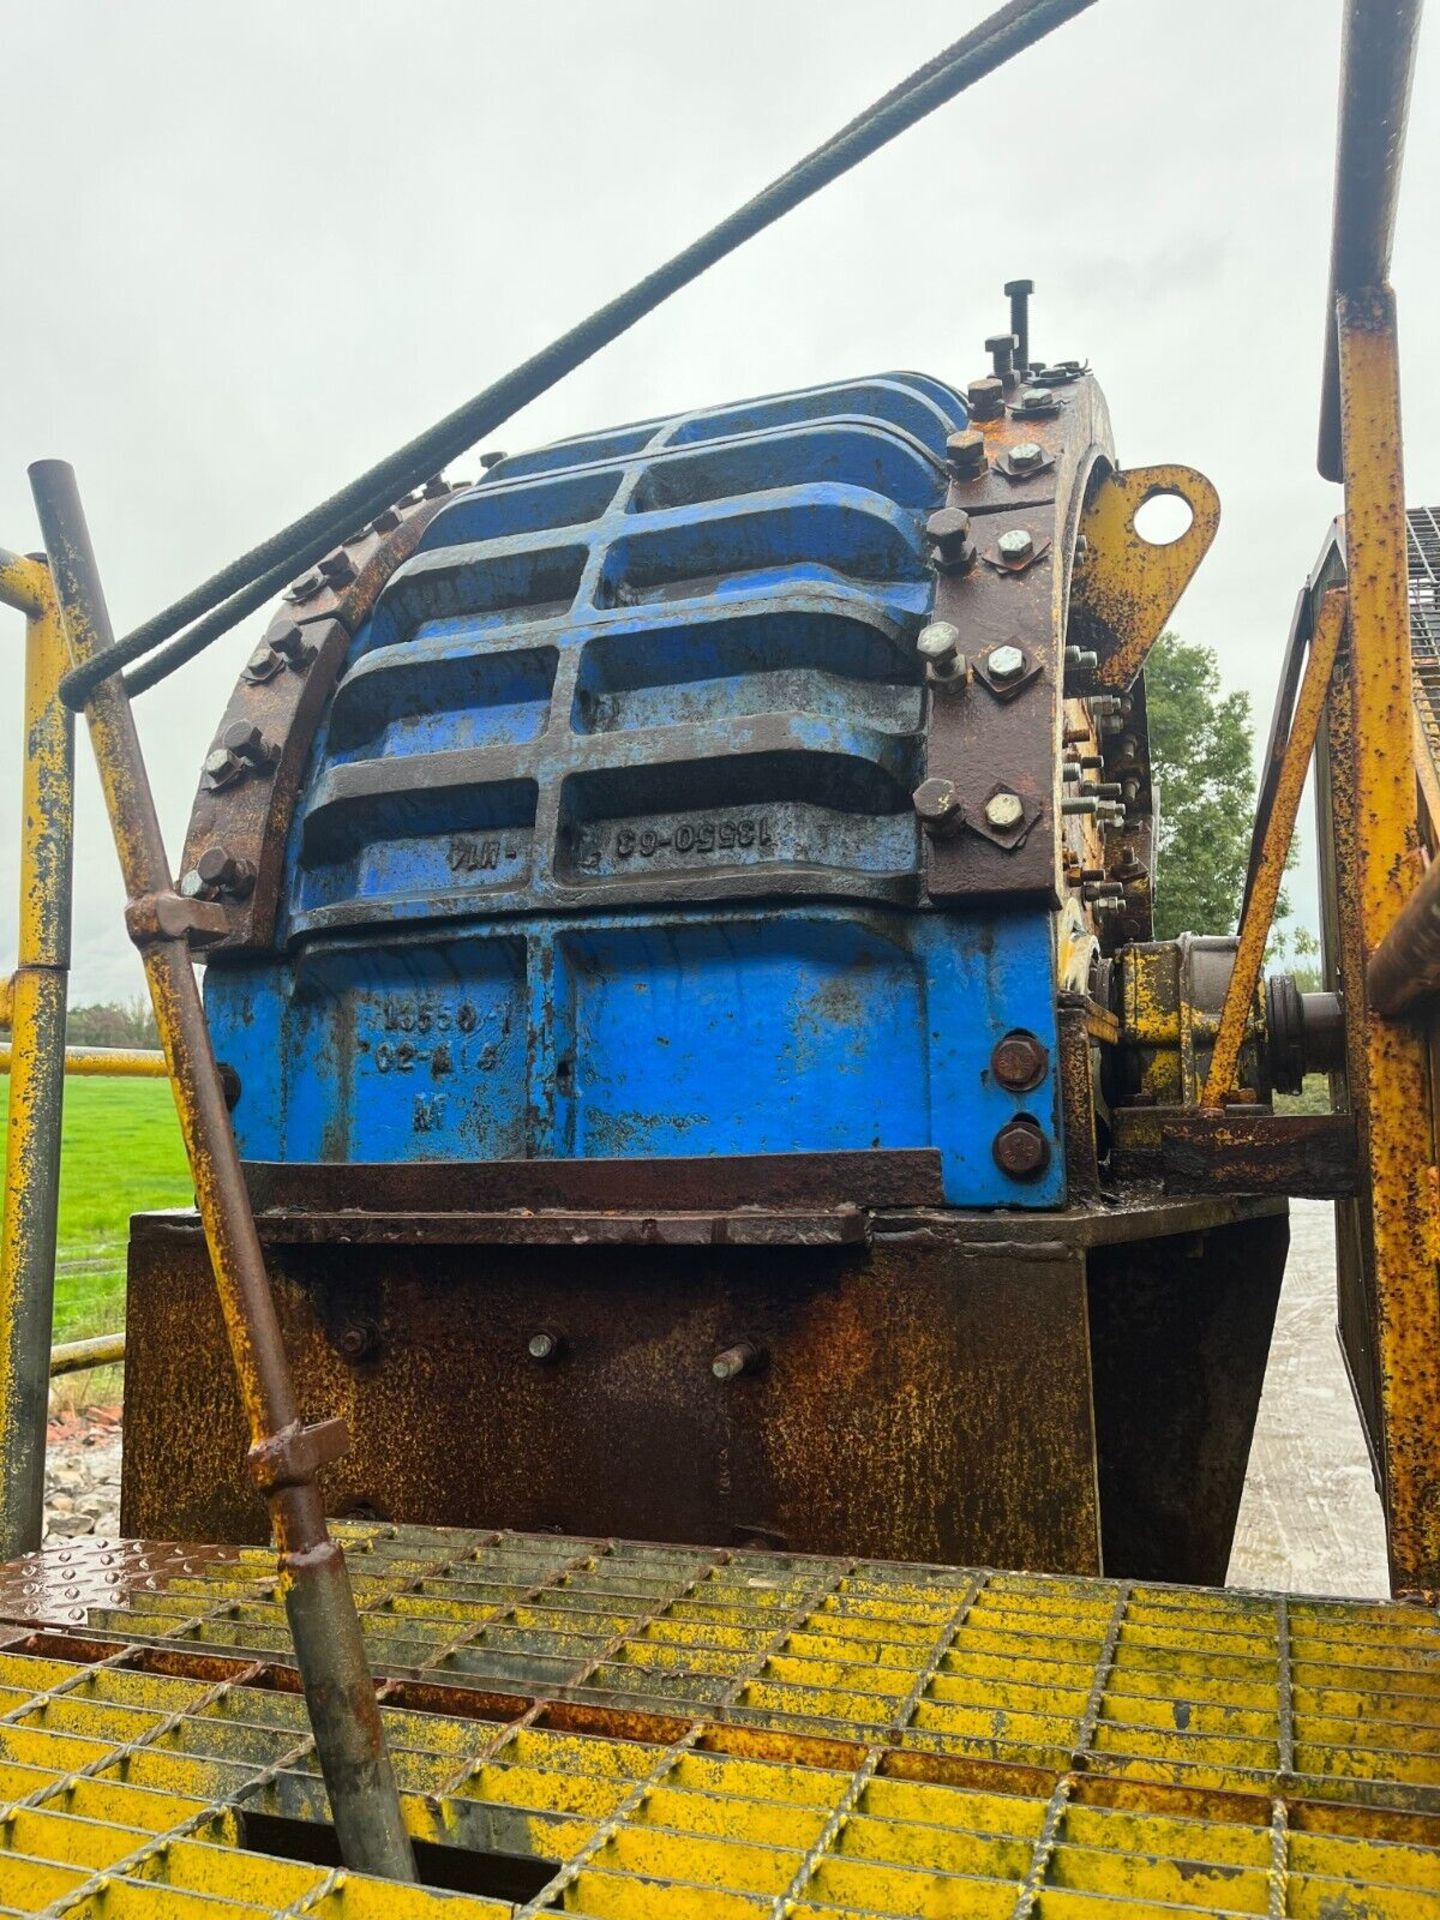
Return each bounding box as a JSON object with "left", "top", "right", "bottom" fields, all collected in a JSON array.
[{"left": 0, "top": 1075, "right": 190, "bottom": 1345}]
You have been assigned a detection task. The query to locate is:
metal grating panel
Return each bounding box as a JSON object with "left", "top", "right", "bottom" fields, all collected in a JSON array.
[{"left": 0, "top": 1524, "right": 1435, "bottom": 1916}]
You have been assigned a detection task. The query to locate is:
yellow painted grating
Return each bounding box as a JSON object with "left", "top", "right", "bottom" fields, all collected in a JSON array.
[{"left": 0, "top": 1524, "right": 1432, "bottom": 1915}]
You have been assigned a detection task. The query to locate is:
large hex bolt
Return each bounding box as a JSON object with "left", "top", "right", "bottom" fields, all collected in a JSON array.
[
  {"left": 991, "top": 1030, "right": 1049, "bottom": 1092},
  {"left": 993, "top": 1118, "right": 1050, "bottom": 1180},
  {"left": 985, "top": 332, "right": 1018, "bottom": 381},
  {"left": 984, "top": 790, "right": 1025, "bottom": 833},
  {"left": 913, "top": 778, "right": 964, "bottom": 838},
  {"left": 987, "top": 642, "right": 1026, "bottom": 682},
  {"left": 268, "top": 621, "right": 318, "bottom": 669},
  {"left": 318, "top": 549, "right": 357, "bottom": 587},
  {"left": 916, "top": 620, "right": 964, "bottom": 680},
  {"left": 196, "top": 846, "right": 255, "bottom": 899},
  {"left": 1015, "top": 386, "right": 1057, "bottom": 415},
  {"left": 926, "top": 507, "right": 975, "bottom": 573},
  {"left": 1009, "top": 440, "right": 1046, "bottom": 472},
  {"left": 945, "top": 430, "right": 987, "bottom": 480},
  {"left": 996, "top": 528, "right": 1035, "bottom": 567},
  {"left": 202, "top": 747, "right": 246, "bottom": 792},
  {"left": 966, "top": 376, "right": 1004, "bottom": 423},
  {"left": 221, "top": 720, "right": 281, "bottom": 771}
]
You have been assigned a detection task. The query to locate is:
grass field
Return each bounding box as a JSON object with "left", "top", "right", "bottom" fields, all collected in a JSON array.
[{"left": 0, "top": 1075, "right": 190, "bottom": 1352}]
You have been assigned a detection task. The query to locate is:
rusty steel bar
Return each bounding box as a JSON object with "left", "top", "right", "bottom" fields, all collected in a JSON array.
[
  {"left": 1203, "top": 589, "right": 1347, "bottom": 1107},
  {"left": 49, "top": 1331, "right": 124, "bottom": 1377},
  {"left": 1318, "top": 0, "right": 1424, "bottom": 481},
  {"left": 0, "top": 553, "right": 74, "bottom": 1560},
  {"left": 58, "top": 0, "right": 1100, "bottom": 706},
  {"left": 1335, "top": 289, "right": 1440, "bottom": 1594},
  {"left": 1368, "top": 855, "right": 1440, "bottom": 1014},
  {"left": 0, "top": 1044, "right": 166, "bottom": 1077},
  {"left": 29, "top": 461, "right": 416, "bottom": 1881}
]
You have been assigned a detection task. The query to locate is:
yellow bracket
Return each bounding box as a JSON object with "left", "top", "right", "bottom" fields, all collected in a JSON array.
[{"left": 1072, "top": 465, "right": 1221, "bottom": 689}]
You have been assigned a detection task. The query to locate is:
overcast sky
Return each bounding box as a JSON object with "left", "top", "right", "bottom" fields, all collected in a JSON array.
[{"left": 1, "top": 0, "right": 1437, "bottom": 1002}]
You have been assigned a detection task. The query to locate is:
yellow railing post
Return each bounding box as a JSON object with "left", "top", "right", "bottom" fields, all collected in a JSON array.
[
  {"left": 0, "top": 549, "right": 74, "bottom": 1558},
  {"left": 1336, "top": 284, "right": 1440, "bottom": 1595}
]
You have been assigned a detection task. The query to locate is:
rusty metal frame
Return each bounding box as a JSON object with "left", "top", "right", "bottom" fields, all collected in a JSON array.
[
  {"left": 0, "top": 548, "right": 73, "bottom": 1562},
  {"left": 1331, "top": 286, "right": 1440, "bottom": 1595},
  {"left": 1203, "top": 588, "right": 1347, "bottom": 1108},
  {"left": 27, "top": 462, "right": 417, "bottom": 1879}
]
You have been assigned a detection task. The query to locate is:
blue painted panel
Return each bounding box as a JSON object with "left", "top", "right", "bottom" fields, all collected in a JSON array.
[{"left": 207, "top": 904, "right": 1063, "bottom": 1207}]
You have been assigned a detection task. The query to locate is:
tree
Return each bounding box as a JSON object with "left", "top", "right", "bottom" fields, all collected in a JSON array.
[
  {"left": 1144, "top": 631, "right": 1257, "bottom": 941},
  {"left": 66, "top": 997, "right": 159, "bottom": 1048}
]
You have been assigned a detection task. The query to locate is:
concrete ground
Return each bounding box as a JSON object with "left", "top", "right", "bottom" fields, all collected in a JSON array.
[{"left": 1226, "top": 1199, "right": 1390, "bottom": 1597}]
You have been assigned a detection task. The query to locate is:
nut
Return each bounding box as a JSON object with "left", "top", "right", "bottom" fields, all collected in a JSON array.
[
  {"left": 287, "top": 570, "right": 323, "bottom": 601},
  {"left": 269, "top": 621, "right": 317, "bottom": 669},
  {"left": 1009, "top": 441, "right": 1045, "bottom": 472},
  {"left": 913, "top": 777, "right": 964, "bottom": 837},
  {"left": 945, "top": 430, "right": 987, "bottom": 479},
  {"left": 915, "top": 621, "right": 963, "bottom": 678},
  {"left": 241, "top": 644, "right": 284, "bottom": 684},
  {"left": 925, "top": 507, "right": 975, "bottom": 572},
  {"left": 479, "top": 450, "right": 507, "bottom": 470},
  {"left": 991, "top": 1031, "right": 1049, "bottom": 1092},
  {"left": 987, "top": 642, "right": 1026, "bottom": 682},
  {"left": 966, "top": 376, "right": 1004, "bottom": 423},
  {"left": 370, "top": 507, "right": 402, "bottom": 534},
  {"left": 221, "top": 721, "right": 280, "bottom": 769},
  {"left": 984, "top": 790, "right": 1025, "bottom": 832},
  {"left": 202, "top": 748, "right": 245, "bottom": 791},
  {"left": 196, "top": 845, "right": 255, "bottom": 898},
  {"left": 318, "top": 549, "right": 356, "bottom": 586},
  {"left": 337, "top": 1322, "right": 381, "bottom": 1364},
  {"left": 993, "top": 1118, "right": 1050, "bottom": 1180}
]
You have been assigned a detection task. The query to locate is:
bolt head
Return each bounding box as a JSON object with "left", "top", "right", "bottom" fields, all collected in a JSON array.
[
  {"left": 913, "top": 777, "right": 963, "bottom": 836},
  {"left": 1003, "top": 278, "right": 1035, "bottom": 298},
  {"left": 916, "top": 620, "right": 962, "bottom": 664},
  {"left": 178, "top": 869, "right": 206, "bottom": 900},
  {"left": 1010, "top": 441, "right": 1045, "bottom": 471},
  {"left": 984, "top": 790, "right": 1025, "bottom": 831},
  {"left": 926, "top": 506, "right": 971, "bottom": 544},
  {"left": 370, "top": 507, "right": 402, "bottom": 534},
  {"left": 945, "top": 429, "right": 987, "bottom": 478},
  {"left": 203, "top": 748, "right": 244, "bottom": 787},
  {"left": 996, "top": 528, "right": 1034, "bottom": 564},
  {"left": 991, "top": 1031, "right": 1049, "bottom": 1092},
  {"left": 988, "top": 643, "right": 1026, "bottom": 681},
  {"left": 993, "top": 1119, "right": 1050, "bottom": 1180},
  {"left": 1020, "top": 387, "right": 1054, "bottom": 409},
  {"left": 479, "top": 451, "right": 507, "bottom": 470},
  {"left": 966, "top": 376, "right": 1004, "bottom": 421},
  {"left": 528, "top": 1330, "right": 558, "bottom": 1361}
]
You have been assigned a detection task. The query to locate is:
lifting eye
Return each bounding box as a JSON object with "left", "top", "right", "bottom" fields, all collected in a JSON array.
[{"left": 1132, "top": 491, "right": 1195, "bottom": 547}]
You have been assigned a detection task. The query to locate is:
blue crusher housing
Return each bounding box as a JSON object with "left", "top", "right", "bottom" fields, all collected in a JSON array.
[
  {"left": 129, "top": 327, "right": 1291, "bottom": 1582},
  {"left": 204, "top": 373, "right": 1063, "bottom": 1206}
]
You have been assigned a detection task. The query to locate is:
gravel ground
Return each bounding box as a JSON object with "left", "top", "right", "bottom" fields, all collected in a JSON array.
[
  {"left": 43, "top": 1406, "right": 121, "bottom": 1545},
  {"left": 39, "top": 1201, "right": 1391, "bottom": 1594}
]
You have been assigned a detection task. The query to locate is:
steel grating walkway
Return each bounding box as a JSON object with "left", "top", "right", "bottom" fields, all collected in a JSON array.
[{"left": 0, "top": 1526, "right": 1433, "bottom": 1916}]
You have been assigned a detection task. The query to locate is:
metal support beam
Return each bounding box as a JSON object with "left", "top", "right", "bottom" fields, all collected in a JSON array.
[
  {"left": 1336, "top": 286, "right": 1440, "bottom": 1594},
  {"left": 0, "top": 554, "right": 72, "bottom": 1559},
  {"left": 0, "top": 1044, "right": 166, "bottom": 1077},
  {"left": 49, "top": 1331, "right": 124, "bottom": 1377},
  {"left": 1203, "top": 589, "right": 1346, "bottom": 1107},
  {"left": 29, "top": 462, "right": 416, "bottom": 1881},
  {"left": 1317, "top": 0, "right": 1424, "bottom": 480}
]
